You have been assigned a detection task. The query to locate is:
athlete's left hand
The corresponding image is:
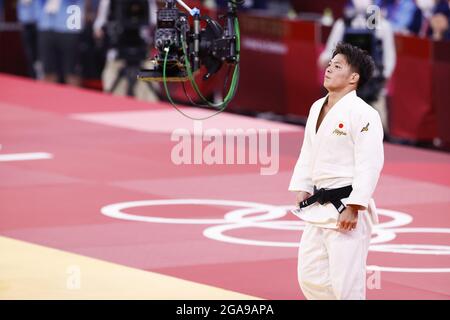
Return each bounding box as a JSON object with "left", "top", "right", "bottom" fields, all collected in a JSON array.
[{"left": 337, "top": 206, "right": 359, "bottom": 231}]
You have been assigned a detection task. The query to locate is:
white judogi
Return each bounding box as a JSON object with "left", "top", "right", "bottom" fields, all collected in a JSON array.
[{"left": 289, "top": 90, "right": 384, "bottom": 300}]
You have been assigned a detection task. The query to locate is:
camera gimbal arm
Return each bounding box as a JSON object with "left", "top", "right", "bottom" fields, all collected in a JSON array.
[{"left": 138, "top": 0, "right": 243, "bottom": 118}]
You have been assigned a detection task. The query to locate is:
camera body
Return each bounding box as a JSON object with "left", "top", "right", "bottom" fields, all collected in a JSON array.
[
  {"left": 155, "top": 3, "right": 185, "bottom": 51},
  {"left": 138, "top": 0, "right": 242, "bottom": 82}
]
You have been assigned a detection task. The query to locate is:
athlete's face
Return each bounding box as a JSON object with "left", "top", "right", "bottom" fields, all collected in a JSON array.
[{"left": 324, "top": 54, "right": 359, "bottom": 91}]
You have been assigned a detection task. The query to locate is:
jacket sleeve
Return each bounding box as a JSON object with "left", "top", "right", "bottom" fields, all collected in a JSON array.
[
  {"left": 288, "top": 109, "right": 314, "bottom": 194},
  {"left": 346, "top": 108, "right": 384, "bottom": 209}
]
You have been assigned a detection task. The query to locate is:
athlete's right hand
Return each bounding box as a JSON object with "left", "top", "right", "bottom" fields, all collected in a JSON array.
[{"left": 296, "top": 191, "right": 311, "bottom": 207}]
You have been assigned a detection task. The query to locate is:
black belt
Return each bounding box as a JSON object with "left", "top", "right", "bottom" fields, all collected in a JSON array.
[{"left": 299, "top": 185, "right": 353, "bottom": 214}]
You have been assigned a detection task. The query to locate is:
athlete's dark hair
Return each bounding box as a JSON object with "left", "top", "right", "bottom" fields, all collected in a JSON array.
[{"left": 332, "top": 42, "right": 375, "bottom": 89}]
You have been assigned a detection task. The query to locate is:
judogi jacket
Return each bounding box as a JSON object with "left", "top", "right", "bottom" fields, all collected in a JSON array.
[{"left": 288, "top": 90, "right": 384, "bottom": 228}]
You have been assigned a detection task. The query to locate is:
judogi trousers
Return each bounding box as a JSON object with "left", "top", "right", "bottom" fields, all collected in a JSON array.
[{"left": 298, "top": 211, "right": 372, "bottom": 300}]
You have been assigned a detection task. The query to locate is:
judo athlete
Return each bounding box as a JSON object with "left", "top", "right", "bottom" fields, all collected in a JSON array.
[{"left": 289, "top": 42, "right": 384, "bottom": 300}]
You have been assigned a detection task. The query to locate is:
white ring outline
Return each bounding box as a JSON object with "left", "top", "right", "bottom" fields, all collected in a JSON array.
[
  {"left": 100, "top": 199, "right": 450, "bottom": 272},
  {"left": 101, "top": 199, "right": 277, "bottom": 224}
]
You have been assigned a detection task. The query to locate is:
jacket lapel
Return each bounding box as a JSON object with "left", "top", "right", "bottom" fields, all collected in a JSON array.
[{"left": 310, "top": 90, "right": 356, "bottom": 167}]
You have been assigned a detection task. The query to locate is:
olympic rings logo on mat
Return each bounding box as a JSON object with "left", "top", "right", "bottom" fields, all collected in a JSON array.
[{"left": 101, "top": 199, "right": 450, "bottom": 273}]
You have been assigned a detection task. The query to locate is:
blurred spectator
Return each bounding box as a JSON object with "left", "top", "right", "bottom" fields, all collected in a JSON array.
[
  {"left": 376, "top": 0, "right": 417, "bottom": 33},
  {"left": 319, "top": 0, "right": 396, "bottom": 79},
  {"left": 16, "top": 0, "right": 40, "bottom": 78},
  {"left": 93, "top": 0, "right": 158, "bottom": 101},
  {"left": 318, "top": 0, "right": 397, "bottom": 134},
  {"left": 36, "top": 0, "right": 86, "bottom": 86},
  {"left": 430, "top": 9, "right": 449, "bottom": 39},
  {"left": 409, "top": 0, "right": 450, "bottom": 40}
]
